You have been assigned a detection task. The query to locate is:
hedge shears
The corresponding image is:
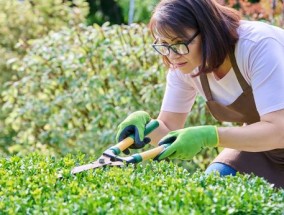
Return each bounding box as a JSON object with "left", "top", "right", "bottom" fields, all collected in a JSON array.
[{"left": 59, "top": 120, "right": 169, "bottom": 178}]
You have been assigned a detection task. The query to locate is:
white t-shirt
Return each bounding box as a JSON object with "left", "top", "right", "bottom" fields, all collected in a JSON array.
[{"left": 161, "top": 20, "right": 284, "bottom": 116}]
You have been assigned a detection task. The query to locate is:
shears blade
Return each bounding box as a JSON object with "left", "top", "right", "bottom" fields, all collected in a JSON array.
[{"left": 70, "top": 155, "right": 124, "bottom": 175}]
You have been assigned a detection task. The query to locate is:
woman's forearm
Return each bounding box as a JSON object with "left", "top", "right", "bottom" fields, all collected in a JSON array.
[
  {"left": 148, "top": 111, "right": 188, "bottom": 146},
  {"left": 148, "top": 119, "right": 171, "bottom": 146},
  {"left": 218, "top": 109, "right": 284, "bottom": 152}
]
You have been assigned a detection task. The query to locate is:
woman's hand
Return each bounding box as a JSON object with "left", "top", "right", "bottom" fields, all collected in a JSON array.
[
  {"left": 116, "top": 111, "right": 152, "bottom": 154},
  {"left": 157, "top": 126, "right": 219, "bottom": 160}
]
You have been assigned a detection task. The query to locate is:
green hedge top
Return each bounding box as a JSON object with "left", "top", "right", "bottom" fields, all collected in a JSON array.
[{"left": 1, "top": 153, "right": 283, "bottom": 214}]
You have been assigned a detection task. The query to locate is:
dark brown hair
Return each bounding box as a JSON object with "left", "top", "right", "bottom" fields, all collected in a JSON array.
[{"left": 149, "top": 0, "right": 241, "bottom": 75}]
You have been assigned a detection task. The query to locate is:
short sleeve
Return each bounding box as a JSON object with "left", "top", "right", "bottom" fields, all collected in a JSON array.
[
  {"left": 249, "top": 38, "right": 284, "bottom": 115},
  {"left": 161, "top": 70, "right": 197, "bottom": 113}
]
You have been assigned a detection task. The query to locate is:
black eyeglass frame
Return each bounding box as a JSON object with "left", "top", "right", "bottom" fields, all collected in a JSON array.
[{"left": 152, "top": 30, "right": 200, "bottom": 56}]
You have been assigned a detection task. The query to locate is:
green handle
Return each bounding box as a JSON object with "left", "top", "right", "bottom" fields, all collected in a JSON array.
[{"left": 144, "top": 120, "right": 159, "bottom": 136}]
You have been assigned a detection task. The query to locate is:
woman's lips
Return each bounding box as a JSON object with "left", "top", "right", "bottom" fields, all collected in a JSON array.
[{"left": 173, "top": 62, "right": 187, "bottom": 68}]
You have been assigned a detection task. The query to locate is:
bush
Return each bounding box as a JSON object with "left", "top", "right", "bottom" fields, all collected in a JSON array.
[
  {"left": 0, "top": 0, "right": 89, "bottom": 88},
  {"left": 1, "top": 23, "right": 219, "bottom": 159},
  {"left": 1, "top": 23, "right": 163, "bottom": 156},
  {"left": 1, "top": 153, "right": 283, "bottom": 214}
]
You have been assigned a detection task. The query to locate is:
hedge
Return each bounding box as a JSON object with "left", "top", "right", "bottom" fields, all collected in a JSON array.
[{"left": 0, "top": 153, "right": 283, "bottom": 214}]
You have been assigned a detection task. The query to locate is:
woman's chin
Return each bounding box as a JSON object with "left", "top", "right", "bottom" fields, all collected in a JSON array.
[
  {"left": 178, "top": 67, "right": 192, "bottom": 74},
  {"left": 172, "top": 63, "right": 194, "bottom": 74}
]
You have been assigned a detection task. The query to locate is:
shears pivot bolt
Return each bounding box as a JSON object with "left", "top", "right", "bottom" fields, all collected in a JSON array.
[{"left": 99, "top": 158, "right": 105, "bottom": 164}]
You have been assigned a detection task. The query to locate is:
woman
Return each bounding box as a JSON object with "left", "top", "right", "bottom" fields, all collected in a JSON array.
[{"left": 116, "top": 0, "right": 284, "bottom": 188}]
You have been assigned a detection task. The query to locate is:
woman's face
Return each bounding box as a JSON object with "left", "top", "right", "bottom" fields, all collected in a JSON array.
[{"left": 155, "top": 29, "right": 202, "bottom": 74}]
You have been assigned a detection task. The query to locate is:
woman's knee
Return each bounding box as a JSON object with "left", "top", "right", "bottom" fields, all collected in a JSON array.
[{"left": 205, "top": 162, "right": 237, "bottom": 176}]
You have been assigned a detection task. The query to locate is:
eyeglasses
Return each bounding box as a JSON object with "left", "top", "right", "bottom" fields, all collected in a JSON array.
[{"left": 152, "top": 31, "right": 200, "bottom": 56}]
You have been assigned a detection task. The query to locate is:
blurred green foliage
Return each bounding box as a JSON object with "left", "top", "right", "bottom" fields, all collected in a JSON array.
[
  {"left": 0, "top": 0, "right": 88, "bottom": 88},
  {"left": 0, "top": 0, "right": 89, "bottom": 157},
  {"left": 117, "top": 0, "right": 160, "bottom": 24},
  {"left": 85, "top": 0, "right": 124, "bottom": 25},
  {"left": 1, "top": 23, "right": 162, "bottom": 156},
  {"left": 85, "top": 0, "right": 159, "bottom": 25}
]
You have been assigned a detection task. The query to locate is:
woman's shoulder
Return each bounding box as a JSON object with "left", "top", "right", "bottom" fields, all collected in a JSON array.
[
  {"left": 236, "top": 20, "right": 284, "bottom": 63},
  {"left": 237, "top": 20, "right": 284, "bottom": 44},
  {"left": 234, "top": 21, "right": 284, "bottom": 86}
]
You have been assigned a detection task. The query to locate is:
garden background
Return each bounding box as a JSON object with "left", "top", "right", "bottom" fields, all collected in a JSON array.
[{"left": 0, "top": 0, "right": 284, "bottom": 214}]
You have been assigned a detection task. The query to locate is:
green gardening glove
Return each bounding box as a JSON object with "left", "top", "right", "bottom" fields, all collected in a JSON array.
[
  {"left": 116, "top": 111, "right": 152, "bottom": 154},
  {"left": 157, "top": 126, "right": 219, "bottom": 160}
]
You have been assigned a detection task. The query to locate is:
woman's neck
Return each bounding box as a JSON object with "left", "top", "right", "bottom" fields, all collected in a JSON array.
[{"left": 213, "top": 56, "right": 232, "bottom": 79}]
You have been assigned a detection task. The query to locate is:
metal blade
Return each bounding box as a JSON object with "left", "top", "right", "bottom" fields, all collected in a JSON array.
[
  {"left": 70, "top": 156, "right": 124, "bottom": 175},
  {"left": 71, "top": 162, "right": 103, "bottom": 174},
  {"left": 57, "top": 160, "right": 106, "bottom": 179}
]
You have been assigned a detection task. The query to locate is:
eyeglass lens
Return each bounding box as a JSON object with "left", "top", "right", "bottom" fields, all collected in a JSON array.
[
  {"left": 153, "top": 31, "right": 199, "bottom": 56},
  {"left": 154, "top": 44, "right": 188, "bottom": 56}
]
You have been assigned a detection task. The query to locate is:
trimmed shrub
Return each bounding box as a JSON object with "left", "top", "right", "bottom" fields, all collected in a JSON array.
[{"left": 0, "top": 153, "right": 283, "bottom": 214}]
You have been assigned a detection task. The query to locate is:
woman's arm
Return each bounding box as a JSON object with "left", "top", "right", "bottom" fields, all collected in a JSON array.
[
  {"left": 218, "top": 109, "right": 284, "bottom": 151},
  {"left": 148, "top": 111, "right": 188, "bottom": 146}
]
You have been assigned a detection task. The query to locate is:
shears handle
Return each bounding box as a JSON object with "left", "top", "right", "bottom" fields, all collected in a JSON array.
[
  {"left": 109, "top": 120, "right": 159, "bottom": 155},
  {"left": 103, "top": 143, "right": 171, "bottom": 164},
  {"left": 129, "top": 143, "right": 171, "bottom": 163}
]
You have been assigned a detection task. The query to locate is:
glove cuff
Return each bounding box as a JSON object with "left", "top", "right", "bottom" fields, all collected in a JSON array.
[{"left": 206, "top": 125, "right": 219, "bottom": 147}]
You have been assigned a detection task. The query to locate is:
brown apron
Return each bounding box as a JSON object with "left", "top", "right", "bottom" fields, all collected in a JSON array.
[{"left": 200, "top": 51, "right": 284, "bottom": 188}]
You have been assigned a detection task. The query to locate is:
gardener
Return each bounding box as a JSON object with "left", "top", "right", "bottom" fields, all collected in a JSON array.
[{"left": 116, "top": 0, "right": 284, "bottom": 188}]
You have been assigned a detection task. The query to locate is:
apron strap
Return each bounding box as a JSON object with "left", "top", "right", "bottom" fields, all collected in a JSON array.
[
  {"left": 200, "top": 72, "right": 213, "bottom": 101},
  {"left": 228, "top": 50, "right": 250, "bottom": 91}
]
